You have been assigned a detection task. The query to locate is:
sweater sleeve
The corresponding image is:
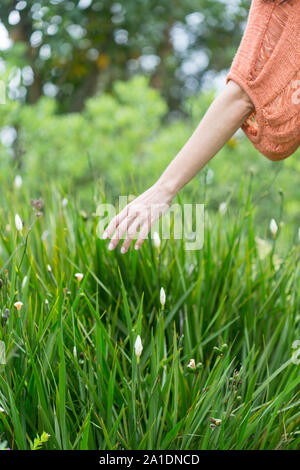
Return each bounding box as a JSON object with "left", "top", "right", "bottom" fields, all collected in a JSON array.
[{"left": 226, "top": 0, "right": 300, "bottom": 161}]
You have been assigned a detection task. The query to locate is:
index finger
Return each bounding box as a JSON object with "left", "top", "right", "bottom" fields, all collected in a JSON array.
[{"left": 102, "top": 207, "right": 128, "bottom": 239}]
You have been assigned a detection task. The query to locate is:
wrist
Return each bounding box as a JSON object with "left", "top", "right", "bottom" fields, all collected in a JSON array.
[{"left": 154, "top": 177, "right": 179, "bottom": 204}]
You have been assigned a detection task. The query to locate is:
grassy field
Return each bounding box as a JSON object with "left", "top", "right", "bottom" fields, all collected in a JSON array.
[{"left": 0, "top": 181, "right": 299, "bottom": 450}]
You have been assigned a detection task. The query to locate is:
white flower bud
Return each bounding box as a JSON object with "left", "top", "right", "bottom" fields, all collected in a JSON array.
[
  {"left": 153, "top": 231, "right": 161, "bottom": 248},
  {"left": 160, "top": 287, "right": 166, "bottom": 307},
  {"left": 14, "top": 301, "right": 23, "bottom": 311},
  {"left": 270, "top": 218, "right": 278, "bottom": 237},
  {"left": 219, "top": 202, "right": 227, "bottom": 215},
  {"left": 15, "top": 214, "right": 23, "bottom": 232},
  {"left": 187, "top": 359, "right": 196, "bottom": 369},
  {"left": 14, "top": 175, "right": 22, "bottom": 189},
  {"left": 75, "top": 272, "right": 84, "bottom": 282},
  {"left": 134, "top": 335, "right": 143, "bottom": 359}
]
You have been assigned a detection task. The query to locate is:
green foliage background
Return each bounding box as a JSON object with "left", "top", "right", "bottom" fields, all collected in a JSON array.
[
  {"left": 0, "top": 0, "right": 250, "bottom": 111},
  {"left": 0, "top": 0, "right": 300, "bottom": 452},
  {"left": 1, "top": 75, "right": 300, "bottom": 246}
]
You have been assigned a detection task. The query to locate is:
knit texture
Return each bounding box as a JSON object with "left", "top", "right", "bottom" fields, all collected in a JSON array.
[{"left": 226, "top": 0, "right": 300, "bottom": 161}]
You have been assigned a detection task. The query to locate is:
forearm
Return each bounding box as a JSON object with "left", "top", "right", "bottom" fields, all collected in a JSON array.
[
  {"left": 157, "top": 80, "right": 254, "bottom": 198},
  {"left": 103, "top": 81, "right": 254, "bottom": 252}
]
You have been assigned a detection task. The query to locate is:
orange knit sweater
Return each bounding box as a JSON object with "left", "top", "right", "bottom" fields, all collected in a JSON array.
[{"left": 226, "top": 0, "right": 300, "bottom": 161}]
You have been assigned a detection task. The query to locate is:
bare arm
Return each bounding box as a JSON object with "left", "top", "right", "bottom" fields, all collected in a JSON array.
[
  {"left": 156, "top": 80, "right": 254, "bottom": 196},
  {"left": 103, "top": 80, "right": 254, "bottom": 253}
]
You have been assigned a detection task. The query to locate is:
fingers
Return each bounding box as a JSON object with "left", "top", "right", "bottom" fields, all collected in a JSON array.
[
  {"left": 107, "top": 212, "right": 136, "bottom": 251},
  {"left": 120, "top": 217, "right": 142, "bottom": 254},
  {"left": 102, "top": 198, "right": 155, "bottom": 253},
  {"left": 134, "top": 222, "right": 151, "bottom": 251},
  {"left": 102, "top": 207, "right": 128, "bottom": 240}
]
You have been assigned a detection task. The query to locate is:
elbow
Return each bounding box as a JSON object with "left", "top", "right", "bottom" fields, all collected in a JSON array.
[{"left": 227, "top": 79, "right": 255, "bottom": 117}]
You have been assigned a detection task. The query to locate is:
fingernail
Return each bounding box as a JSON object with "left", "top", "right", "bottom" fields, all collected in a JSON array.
[
  {"left": 121, "top": 247, "right": 126, "bottom": 254},
  {"left": 102, "top": 232, "right": 108, "bottom": 239},
  {"left": 108, "top": 243, "right": 114, "bottom": 251}
]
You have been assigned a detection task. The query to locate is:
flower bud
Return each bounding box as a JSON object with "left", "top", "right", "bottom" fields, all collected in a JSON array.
[
  {"left": 160, "top": 287, "right": 166, "bottom": 307},
  {"left": 75, "top": 273, "right": 84, "bottom": 282},
  {"left": 134, "top": 335, "right": 143, "bottom": 360},
  {"left": 153, "top": 231, "right": 161, "bottom": 248},
  {"left": 15, "top": 214, "right": 23, "bottom": 232},
  {"left": 270, "top": 218, "right": 278, "bottom": 237},
  {"left": 14, "top": 301, "right": 23, "bottom": 311}
]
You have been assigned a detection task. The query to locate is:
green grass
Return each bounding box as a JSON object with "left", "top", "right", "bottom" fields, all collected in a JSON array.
[{"left": 0, "top": 181, "right": 299, "bottom": 450}]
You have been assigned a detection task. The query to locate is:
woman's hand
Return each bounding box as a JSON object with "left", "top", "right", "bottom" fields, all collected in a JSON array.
[
  {"left": 102, "top": 183, "right": 174, "bottom": 253},
  {"left": 102, "top": 80, "right": 253, "bottom": 255}
]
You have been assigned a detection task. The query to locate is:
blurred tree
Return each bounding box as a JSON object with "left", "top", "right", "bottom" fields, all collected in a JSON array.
[{"left": 0, "top": 0, "right": 250, "bottom": 112}]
